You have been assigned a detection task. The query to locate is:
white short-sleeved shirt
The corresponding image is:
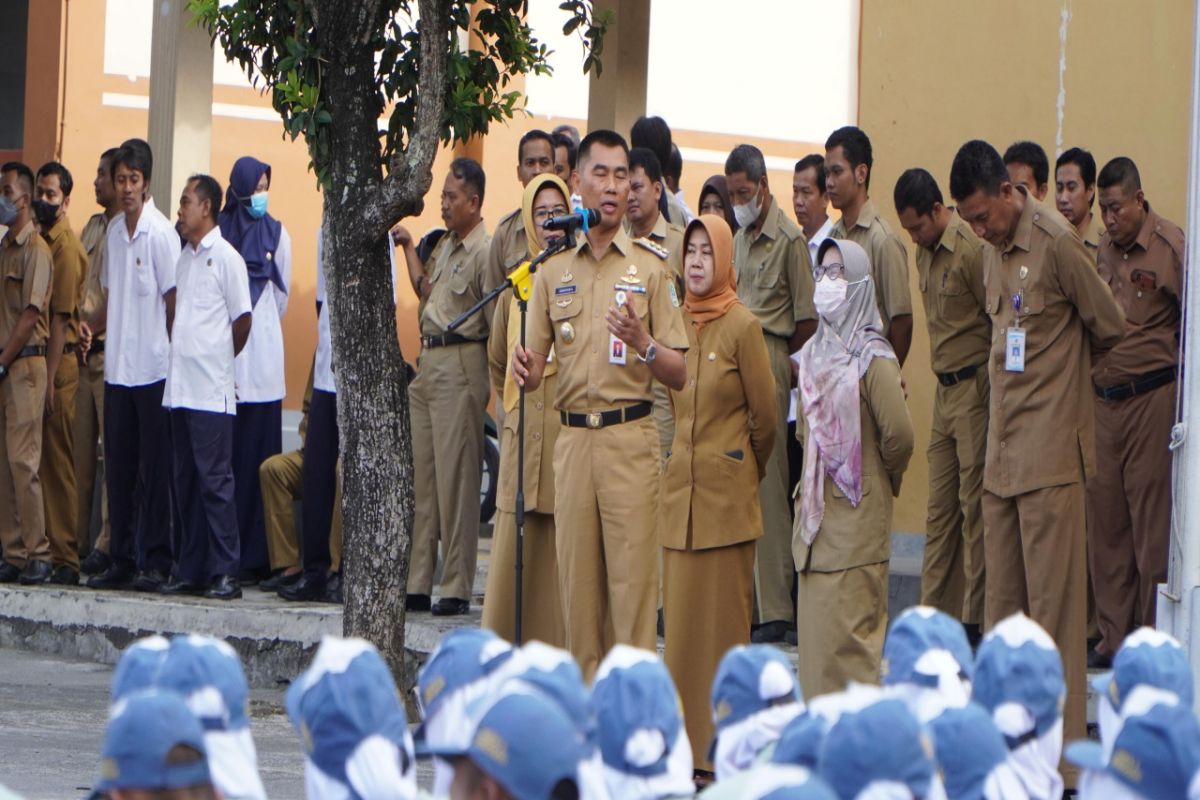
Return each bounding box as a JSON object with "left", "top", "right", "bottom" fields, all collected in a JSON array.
[
  {"left": 789, "top": 215, "right": 834, "bottom": 423},
  {"left": 234, "top": 225, "right": 292, "bottom": 403},
  {"left": 163, "top": 227, "right": 252, "bottom": 414},
  {"left": 102, "top": 204, "right": 181, "bottom": 387}
]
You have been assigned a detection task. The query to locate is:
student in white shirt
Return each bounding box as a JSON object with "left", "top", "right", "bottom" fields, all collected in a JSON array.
[
  {"left": 159, "top": 175, "right": 252, "bottom": 600},
  {"left": 218, "top": 156, "right": 291, "bottom": 583},
  {"left": 86, "top": 143, "right": 179, "bottom": 592}
]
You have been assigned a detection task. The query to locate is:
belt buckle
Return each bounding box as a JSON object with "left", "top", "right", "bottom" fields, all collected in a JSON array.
[{"left": 586, "top": 412, "right": 602, "bottom": 429}]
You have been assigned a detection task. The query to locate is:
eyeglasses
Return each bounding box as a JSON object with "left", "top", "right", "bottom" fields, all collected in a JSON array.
[
  {"left": 813, "top": 262, "right": 846, "bottom": 281},
  {"left": 532, "top": 206, "right": 569, "bottom": 223}
]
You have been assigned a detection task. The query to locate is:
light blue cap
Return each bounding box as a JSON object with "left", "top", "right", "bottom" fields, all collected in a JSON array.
[
  {"left": 972, "top": 613, "right": 1064, "bottom": 740},
  {"left": 817, "top": 698, "right": 934, "bottom": 799},
  {"left": 156, "top": 634, "right": 250, "bottom": 732},
  {"left": 930, "top": 703, "right": 1010, "bottom": 800},
  {"left": 882, "top": 606, "right": 974, "bottom": 687},
  {"left": 94, "top": 689, "right": 210, "bottom": 795},
  {"left": 1091, "top": 627, "right": 1195, "bottom": 712}
]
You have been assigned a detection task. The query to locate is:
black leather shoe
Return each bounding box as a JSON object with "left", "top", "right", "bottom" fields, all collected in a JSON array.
[
  {"left": 406, "top": 593, "right": 431, "bottom": 612},
  {"left": 0, "top": 562, "right": 21, "bottom": 584},
  {"left": 86, "top": 562, "right": 135, "bottom": 590},
  {"left": 279, "top": 575, "right": 326, "bottom": 602},
  {"left": 785, "top": 628, "right": 798, "bottom": 647},
  {"left": 260, "top": 569, "right": 302, "bottom": 592},
  {"left": 79, "top": 549, "right": 112, "bottom": 576},
  {"left": 431, "top": 597, "right": 470, "bottom": 617},
  {"left": 132, "top": 568, "right": 168, "bottom": 593},
  {"left": 237, "top": 568, "right": 270, "bottom": 586},
  {"left": 158, "top": 577, "right": 208, "bottom": 596},
  {"left": 49, "top": 565, "right": 80, "bottom": 586},
  {"left": 324, "top": 572, "right": 343, "bottom": 604},
  {"left": 18, "top": 560, "right": 52, "bottom": 585},
  {"left": 205, "top": 575, "right": 242, "bottom": 600},
  {"left": 751, "top": 620, "right": 790, "bottom": 644}
]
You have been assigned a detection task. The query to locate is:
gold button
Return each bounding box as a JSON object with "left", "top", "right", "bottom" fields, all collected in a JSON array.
[
  {"left": 1033, "top": 213, "right": 1040, "bottom": 221},
  {"left": 535, "top": 401, "right": 543, "bottom": 410},
  {"left": 1000, "top": 441, "right": 1007, "bottom": 448}
]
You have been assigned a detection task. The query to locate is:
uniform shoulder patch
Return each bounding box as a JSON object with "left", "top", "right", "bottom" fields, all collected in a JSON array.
[
  {"left": 1153, "top": 218, "right": 1186, "bottom": 263},
  {"left": 634, "top": 237, "right": 670, "bottom": 260}
]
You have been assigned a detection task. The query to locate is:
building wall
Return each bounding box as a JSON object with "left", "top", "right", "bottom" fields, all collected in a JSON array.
[{"left": 857, "top": 0, "right": 1194, "bottom": 532}]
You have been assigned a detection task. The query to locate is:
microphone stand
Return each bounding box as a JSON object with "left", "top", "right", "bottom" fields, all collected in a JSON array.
[{"left": 448, "top": 230, "right": 574, "bottom": 644}]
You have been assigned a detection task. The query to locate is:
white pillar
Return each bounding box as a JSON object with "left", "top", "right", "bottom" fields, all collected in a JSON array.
[
  {"left": 585, "top": 0, "right": 650, "bottom": 136},
  {"left": 147, "top": 0, "right": 213, "bottom": 217}
]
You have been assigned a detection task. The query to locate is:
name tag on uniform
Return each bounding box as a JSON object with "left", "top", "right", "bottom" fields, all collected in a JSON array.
[
  {"left": 1005, "top": 327, "right": 1026, "bottom": 373},
  {"left": 608, "top": 333, "right": 627, "bottom": 365}
]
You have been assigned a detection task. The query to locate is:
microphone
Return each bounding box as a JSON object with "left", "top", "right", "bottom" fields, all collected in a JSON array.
[{"left": 543, "top": 208, "right": 600, "bottom": 232}]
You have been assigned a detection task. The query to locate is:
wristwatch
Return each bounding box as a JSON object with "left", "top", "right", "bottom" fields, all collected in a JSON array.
[
  {"left": 0, "top": 363, "right": 9, "bottom": 380},
  {"left": 638, "top": 340, "right": 658, "bottom": 364}
]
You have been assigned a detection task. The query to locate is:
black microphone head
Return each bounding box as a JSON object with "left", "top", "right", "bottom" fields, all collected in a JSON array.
[{"left": 581, "top": 208, "right": 600, "bottom": 225}]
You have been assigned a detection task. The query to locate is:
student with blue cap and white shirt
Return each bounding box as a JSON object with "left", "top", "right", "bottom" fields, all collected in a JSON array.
[
  {"left": 1066, "top": 685, "right": 1200, "bottom": 800},
  {"left": 928, "top": 703, "right": 1029, "bottom": 800},
  {"left": 288, "top": 636, "right": 420, "bottom": 800},
  {"left": 740, "top": 765, "right": 837, "bottom": 800},
  {"left": 109, "top": 634, "right": 169, "bottom": 703},
  {"left": 590, "top": 645, "right": 694, "bottom": 799},
  {"left": 880, "top": 606, "right": 973, "bottom": 723},
  {"left": 971, "top": 613, "right": 1065, "bottom": 800}
]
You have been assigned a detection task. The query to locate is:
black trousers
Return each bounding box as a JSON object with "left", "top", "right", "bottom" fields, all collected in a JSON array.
[
  {"left": 233, "top": 400, "right": 282, "bottom": 574},
  {"left": 171, "top": 409, "right": 240, "bottom": 582},
  {"left": 301, "top": 389, "right": 339, "bottom": 581},
  {"left": 103, "top": 381, "right": 173, "bottom": 573}
]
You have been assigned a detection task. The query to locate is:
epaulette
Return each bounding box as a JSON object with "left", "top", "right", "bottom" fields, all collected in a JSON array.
[
  {"left": 633, "top": 237, "right": 670, "bottom": 260},
  {"left": 498, "top": 207, "right": 521, "bottom": 226},
  {"left": 1152, "top": 217, "right": 1186, "bottom": 263}
]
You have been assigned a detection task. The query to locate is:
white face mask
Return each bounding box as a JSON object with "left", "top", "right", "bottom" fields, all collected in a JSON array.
[
  {"left": 733, "top": 188, "right": 762, "bottom": 228},
  {"left": 813, "top": 277, "right": 850, "bottom": 319}
]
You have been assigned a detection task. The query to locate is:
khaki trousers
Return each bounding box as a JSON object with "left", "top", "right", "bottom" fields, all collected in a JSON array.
[
  {"left": 754, "top": 334, "right": 795, "bottom": 624},
  {"left": 42, "top": 354, "right": 79, "bottom": 570},
  {"left": 796, "top": 560, "right": 888, "bottom": 698},
  {"left": 664, "top": 539, "right": 755, "bottom": 772},
  {"left": 983, "top": 483, "right": 1086, "bottom": 785},
  {"left": 407, "top": 343, "right": 489, "bottom": 599},
  {"left": 259, "top": 449, "right": 342, "bottom": 572},
  {"left": 481, "top": 510, "right": 564, "bottom": 646},
  {"left": 554, "top": 418, "right": 660, "bottom": 679},
  {"left": 0, "top": 357, "right": 49, "bottom": 567},
  {"left": 73, "top": 350, "right": 107, "bottom": 554},
  {"left": 1087, "top": 382, "right": 1174, "bottom": 657},
  {"left": 921, "top": 372, "right": 988, "bottom": 624}
]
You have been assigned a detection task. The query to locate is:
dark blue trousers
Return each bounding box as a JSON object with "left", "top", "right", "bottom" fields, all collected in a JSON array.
[
  {"left": 301, "top": 389, "right": 339, "bottom": 581},
  {"left": 103, "top": 381, "right": 173, "bottom": 573},
  {"left": 233, "top": 400, "right": 282, "bottom": 574},
  {"left": 170, "top": 408, "right": 240, "bottom": 583}
]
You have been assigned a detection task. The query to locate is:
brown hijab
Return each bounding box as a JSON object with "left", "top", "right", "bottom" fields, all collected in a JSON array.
[{"left": 682, "top": 214, "right": 740, "bottom": 330}]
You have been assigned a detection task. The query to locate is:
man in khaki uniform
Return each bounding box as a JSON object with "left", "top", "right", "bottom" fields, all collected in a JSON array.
[
  {"left": 1003, "top": 141, "right": 1051, "bottom": 202},
  {"left": 1055, "top": 148, "right": 1103, "bottom": 256},
  {"left": 485, "top": 130, "right": 556, "bottom": 302},
  {"left": 894, "top": 168, "right": 990, "bottom": 641},
  {"left": 725, "top": 143, "right": 815, "bottom": 643},
  {"left": 1088, "top": 157, "right": 1185, "bottom": 664},
  {"left": 395, "top": 157, "right": 491, "bottom": 616},
  {"left": 513, "top": 130, "right": 688, "bottom": 678},
  {"left": 950, "top": 140, "right": 1125, "bottom": 785},
  {"left": 34, "top": 162, "right": 87, "bottom": 584},
  {"left": 825, "top": 126, "right": 914, "bottom": 365},
  {"left": 77, "top": 148, "right": 119, "bottom": 575},
  {"left": 0, "top": 162, "right": 53, "bottom": 584}
]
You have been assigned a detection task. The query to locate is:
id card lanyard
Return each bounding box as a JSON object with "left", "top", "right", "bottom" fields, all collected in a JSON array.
[{"left": 1005, "top": 289, "right": 1026, "bottom": 372}]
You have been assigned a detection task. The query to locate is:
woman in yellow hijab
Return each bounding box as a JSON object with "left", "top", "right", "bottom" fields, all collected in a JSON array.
[{"left": 481, "top": 172, "right": 571, "bottom": 645}]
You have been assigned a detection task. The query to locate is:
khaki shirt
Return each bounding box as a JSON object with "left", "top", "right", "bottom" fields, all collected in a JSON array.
[
  {"left": 0, "top": 221, "right": 52, "bottom": 345},
  {"left": 646, "top": 213, "right": 684, "bottom": 286},
  {"left": 1082, "top": 215, "right": 1104, "bottom": 256},
  {"left": 733, "top": 197, "right": 815, "bottom": 340},
  {"left": 665, "top": 191, "right": 688, "bottom": 227},
  {"left": 1092, "top": 205, "right": 1185, "bottom": 388},
  {"left": 79, "top": 211, "right": 109, "bottom": 325},
  {"left": 660, "top": 304, "right": 777, "bottom": 551},
  {"left": 917, "top": 212, "right": 990, "bottom": 374},
  {"left": 830, "top": 198, "right": 913, "bottom": 333},
  {"left": 486, "top": 208, "right": 527, "bottom": 290},
  {"left": 42, "top": 216, "right": 87, "bottom": 345},
  {"left": 527, "top": 226, "right": 689, "bottom": 412},
  {"left": 982, "top": 190, "right": 1125, "bottom": 497},
  {"left": 419, "top": 220, "right": 491, "bottom": 339}
]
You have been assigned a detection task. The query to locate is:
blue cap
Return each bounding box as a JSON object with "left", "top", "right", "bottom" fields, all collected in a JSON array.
[
  {"left": 156, "top": 634, "right": 250, "bottom": 732},
  {"left": 972, "top": 613, "right": 1064, "bottom": 739},
  {"left": 110, "top": 635, "right": 169, "bottom": 703},
  {"left": 929, "top": 703, "right": 1010, "bottom": 800},
  {"left": 1091, "top": 627, "right": 1195, "bottom": 712},
  {"left": 416, "top": 629, "right": 514, "bottom": 725},
  {"left": 770, "top": 712, "right": 829, "bottom": 769},
  {"left": 817, "top": 698, "right": 934, "bottom": 799},
  {"left": 711, "top": 646, "right": 801, "bottom": 732},
  {"left": 1066, "top": 686, "right": 1200, "bottom": 799},
  {"left": 287, "top": 637, "right": 414, "bottom": 793},
  {"left": 592, "top": 649, "right": 682, "bottom": 777},
  {"left": 882, "top": 606, "right": 974, "bottom": 687},
  {"left": 428, "top": 689, "right": 588, "bottom": 800},
  {"left": 742, "top": 765, "right": 839, "bottom": 800},
  {"left": 95, "top": 689, "right": 211, "bottom": 794},
  {"left": 496, "top": 640, "right": 596, "bottom": 743}
]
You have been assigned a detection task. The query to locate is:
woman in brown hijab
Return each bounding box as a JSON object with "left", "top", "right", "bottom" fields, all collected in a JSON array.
[
  {"left": 660, "top": 214, "right": 777, "bottom": 773},
  {"left": 697, "top": 174, "right": 739, "bottom": 233}
]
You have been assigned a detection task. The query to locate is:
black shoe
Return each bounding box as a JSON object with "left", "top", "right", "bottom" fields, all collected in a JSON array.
[
  {"left": 751, "top": 620, "right": 791, "bottom": 644},
  {"left": 406, "top": 593, "right": 431, "bottom": 612},
  {"left": 236, "top": 568, "right": 270, "bottom": 586},
  {"left": 657, "top": 608, "right": 665, "bottom": 637},
  {"left": 0, "top": 562, "right": 21, "bottom": 584},
  {"left": 49, "top": 565, "right": 80, "bottom": 586},
  {"left": 1087, "top": 646, "right": 1113, "bottom": 670},
  {"left": 431, "top": 597, "right": 470, "bottom": 617},
  {"left": 785, "top": 629, "right": 798, "bottom": 647},
  {"left": 205, "top": 575, "right": 242, "bottom": 600},
  {"left": 260, "top": 570, "right": 302, "bottom": 592},
  {"left": 18, "top": 560, "right": 52, "bottom": 585},
  {"left": 132, "top": 568, "right": 168, "bottom": 593},
  {"left": 80, "top": 549, "right": 112, "bottom": 576},
  {"left": 158, "top": 577, "right": 208, "bottom": 596},
  {"left": 279, "top": 575, "right": 326, "bottom": 602},
  {"left": 324, "top": 572, "right": 343, "bottom": 604},
  {"left": 86, "top": 562, "right": 136, "bottom": 590}
]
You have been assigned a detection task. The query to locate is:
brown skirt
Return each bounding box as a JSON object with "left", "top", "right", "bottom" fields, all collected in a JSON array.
[
  {"left": 795, "top": 561, "right": 888, "bottom": 698},
  {"left": 481, "top": 509, "right": 565, "bottom": 647}
]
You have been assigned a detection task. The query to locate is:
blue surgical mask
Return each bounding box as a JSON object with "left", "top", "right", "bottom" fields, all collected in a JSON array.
[
  {"left": 0, "top": 196, "right": 17, "bottom": 227},
  {"left": 248, "top": 191, "right": 268, "bottom": 219}
]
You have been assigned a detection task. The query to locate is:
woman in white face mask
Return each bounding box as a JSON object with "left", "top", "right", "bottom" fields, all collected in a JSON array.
[{"left": 794, "top": 238, "right": 915, "bottom": 698}]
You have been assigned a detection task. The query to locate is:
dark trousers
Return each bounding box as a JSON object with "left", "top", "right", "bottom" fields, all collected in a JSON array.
[
  {"left": 301, "top": 389, "right": 339, "bottom": 582},
  {"left": 104, "top": 381, "right": 173, "bottom": 573},
  {"left": 170, "top": 408, "right": 239, "bottom": 582},
  {"left": 233, "top": 400, "right": 282, "bottom": 574}
]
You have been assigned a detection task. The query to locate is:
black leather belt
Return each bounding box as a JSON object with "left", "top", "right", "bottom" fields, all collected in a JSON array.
[
  {"left": 420, "top": 332, "right": 482, "bottom": 349},
  {"left": 63, "top": 342, "right": 79, "bottom": 354},
  {"left": 88, "top": 338, "right": 105, "bottom": 356},
  {"left": 560, "top": 401, "right": 652, "bottom": 430},
  {"left": 1095, "top": 366, "right": 1177, "bottom": 402},
  {"left": 936, "top": 363, "right": 981, "bottom": 387},
  {"left": 15, "top": 345, "right": 45, "bottom": 360}
]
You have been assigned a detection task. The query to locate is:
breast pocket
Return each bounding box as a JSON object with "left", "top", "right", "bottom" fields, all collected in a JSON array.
[
  {"left": 135, "top": 257, "right": 156, "bottom": 297},
  {"left": 549, "top": 300, "right": 583, "bottom": 352},
  {"left": 937, "top": 270, "right": 978, "bottom": 323},
  {"left": 3, "top": 273, "right": 23, "bottom": 314},
  {"left": 753, "top": 261, "right": 780, "bottom": 290},
  {"left": 449, "top": 267, "right": 471, "bottom": 297}
]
